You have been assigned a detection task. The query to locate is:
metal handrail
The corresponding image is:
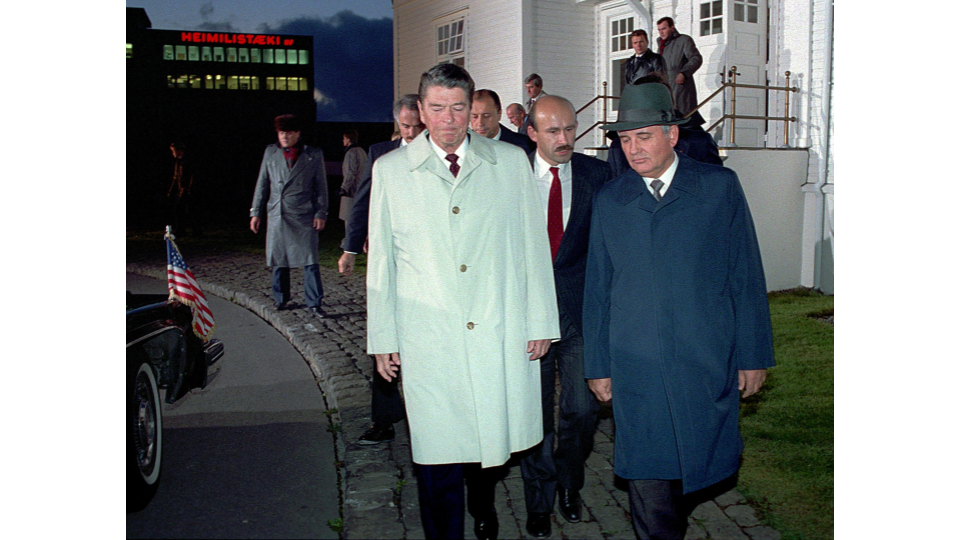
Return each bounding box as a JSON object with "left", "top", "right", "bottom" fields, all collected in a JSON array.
[
  {"left": 576, "top": 81, "right": 618, "bottom": 142},
  {"left": 694, "top": 67, "right": 800, "bottom": 147}
]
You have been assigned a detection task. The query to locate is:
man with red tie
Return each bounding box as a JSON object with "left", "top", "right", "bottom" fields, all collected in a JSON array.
[{"left": 520, "top": 95, "right": 613, "bottom": 538}]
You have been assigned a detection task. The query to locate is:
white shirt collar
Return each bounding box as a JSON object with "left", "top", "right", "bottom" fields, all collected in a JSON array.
[
  {"left": 534, "top": 152, "right": 571, "bottom": 179},
  {"left": 428, "top": 132, "right": 469, "bottom": 164},
  {"left": 643, "top": 151, "right": 679, "bottom": 198}
]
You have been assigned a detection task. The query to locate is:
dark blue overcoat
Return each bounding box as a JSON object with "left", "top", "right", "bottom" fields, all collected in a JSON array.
[{"left": 582, "top": 153, "right": 774, "bottom": 494}]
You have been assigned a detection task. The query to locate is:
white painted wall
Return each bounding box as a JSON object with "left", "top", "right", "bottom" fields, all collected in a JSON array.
[{"left": 723, "top": 149, "right": 809, "bottom": 292}]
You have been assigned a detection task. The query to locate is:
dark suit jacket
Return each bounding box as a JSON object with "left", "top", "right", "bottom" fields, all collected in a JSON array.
[
  {"left": 498, "top": 123, "right": 535, "bottom": 153},
  {"left": 624, "top": 50, "right": 667, "bottom": 86},
  {"left": 529, "top": 151, "right": 612, "bottom": 338},
  {"left": 343, "top": 139, "right": 402, "bottom": 253}
]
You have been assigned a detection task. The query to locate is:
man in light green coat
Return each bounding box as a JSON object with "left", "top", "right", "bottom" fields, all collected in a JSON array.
[{"left": 366, "top": 63, "right": 560, "bottom": 540}]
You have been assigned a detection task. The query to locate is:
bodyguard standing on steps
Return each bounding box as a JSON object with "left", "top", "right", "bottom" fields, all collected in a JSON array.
[{"left": 249, "top": 114, "right": 329, "bottom": 319}]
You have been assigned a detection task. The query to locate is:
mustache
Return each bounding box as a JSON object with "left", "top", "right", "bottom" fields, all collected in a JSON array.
[{"left": 554, "top": 145, "right": 574, "bottom": 153}]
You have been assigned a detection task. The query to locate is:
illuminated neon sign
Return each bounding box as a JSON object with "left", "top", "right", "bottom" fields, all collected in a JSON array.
[{"left": 180, "top": 32, "right": 296, "bottom": 47}]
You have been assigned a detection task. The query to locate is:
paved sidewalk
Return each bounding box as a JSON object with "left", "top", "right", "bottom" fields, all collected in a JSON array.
[{"left": 127, "top": 246, "right": 781, "bottom": 540}]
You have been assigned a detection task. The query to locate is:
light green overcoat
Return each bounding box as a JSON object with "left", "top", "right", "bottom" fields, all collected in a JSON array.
[{"left": 367, "top": 131, "right": 560, "bottom": 468}]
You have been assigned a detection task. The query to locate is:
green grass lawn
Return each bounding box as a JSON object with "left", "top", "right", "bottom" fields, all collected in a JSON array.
[{"left": 738, "top": 289, "right": 834, "bottom": 540}]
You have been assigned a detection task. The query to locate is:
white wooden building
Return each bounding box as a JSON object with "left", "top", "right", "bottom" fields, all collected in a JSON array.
[{"left": 391, "top": 0, "right": 834, "bottom": 294}]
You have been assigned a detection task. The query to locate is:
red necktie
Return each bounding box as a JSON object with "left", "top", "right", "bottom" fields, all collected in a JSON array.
[
  {"left": 445, "top": 154, "right": 460, "bottom": 177},
  {"left": 547, "top": 166, "right": 563, "bottom": 260}
]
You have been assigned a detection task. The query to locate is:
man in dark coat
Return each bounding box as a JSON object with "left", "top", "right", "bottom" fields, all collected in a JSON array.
[
  {"left": 337, "top": 94, "right": 424, "bottom": 446},
  {"left": 656, "top": 16, "right": 703, "bottom": 116},
  {"left": 249, "top": 114, "right": 329, "bottom": 318},
  {"left": 584, "top": 83, "right": 774, "bottom": 540},
  {"left": 519, "top": 95, "right": 611, "bottom": 538},
  {"left": 623, "top": 29, "right": 667, "bottom": 86},
  {"left": 471, "top": 89, "right": 536, "bottom": 153}
]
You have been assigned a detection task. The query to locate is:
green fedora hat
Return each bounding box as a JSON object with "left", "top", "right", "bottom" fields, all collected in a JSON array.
[{"left": 602, "top": 83, "right": 688, "bottom": 132}]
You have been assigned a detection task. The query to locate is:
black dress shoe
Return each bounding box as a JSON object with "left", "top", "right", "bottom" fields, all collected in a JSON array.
[
  {"left": 474, "top": 512, "right": 499, "bottom": 540},
  {"left": 557, "top": 487, "right": 582, "bottom": 523},
  {"left": 310, "top": 306, "right": 327, "bottom": 319},
  {"left": 273, "top": 301, "right": 287, "bottom": 311},
  {"left": 357, "top": 424, "right": 395, "bottom": 445},
  {"left": 525, "top": 512, "right": 551, "bottom": 538}
]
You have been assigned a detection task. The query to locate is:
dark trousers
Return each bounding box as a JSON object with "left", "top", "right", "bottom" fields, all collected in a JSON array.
[
  {"left": 272, "top": 264, "right": 323, "bottom": 307},
  {"left": 371, "top": 364, "right": 405, "bottom": 425},
  {"left": 627, "top": 479, "right": 688, "bottom": 540},
  {"left": 414, "top": 462, "right": 500, "bottom": 540},
  {"left": 519, "top": 316, "right": 600, "bottom": 514}
]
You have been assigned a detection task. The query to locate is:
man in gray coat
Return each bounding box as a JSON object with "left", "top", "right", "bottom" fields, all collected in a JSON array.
[
  {"left": 249, "top": 114, "right": 329, "bottom": 318},
  {"left": 656, "top": 17, "right": 703, "bottom": 116}
]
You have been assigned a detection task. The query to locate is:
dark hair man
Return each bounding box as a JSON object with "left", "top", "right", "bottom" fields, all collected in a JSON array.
[
  {"left": 519, "top": 95, "right": 612, "bottom": 538},
  {"left": 249, "top": 114, "right": 329, "bottom": 318},
  {"left": 584, "top": 82, "right": 774, "bottom": 540},
  {"left": 524, "top": 73, "right": 547, "bottom": 112},
  {"left": 624, "top": 29, "right": 667, "bottom": 86},
  {"left": 337, "top": 94, "right": 424, "bottom": 449},
  {"left": 656, "top": 16, "right": 704, "bottom": 115},
  {"left": 367, "top": 63, "right": 560, "bottom": 540},
  {"left": 471, "top": 89, "right": 535, "bottom": 152}
]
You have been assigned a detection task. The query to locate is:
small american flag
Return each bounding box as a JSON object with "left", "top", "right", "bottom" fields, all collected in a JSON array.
[{"left": 166, "top": 234, "right": 215, "bottom": 340}]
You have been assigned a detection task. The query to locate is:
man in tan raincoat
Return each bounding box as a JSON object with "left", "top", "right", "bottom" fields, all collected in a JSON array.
[{"left": 366, "top": 63, "right": 560, "bottom": 540}]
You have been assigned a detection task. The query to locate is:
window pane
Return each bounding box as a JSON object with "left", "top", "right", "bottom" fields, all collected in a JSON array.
[
  {"left": 457, "top": 20, "right": 463, "bottom": 34},
  {"left": 713, "top": 18, "right": 722, "bottom": 34},
  {"left": 612, "top": 21, "right": 618, "bottom": 34},
  {"left": 214, "top": 47, "right": 224, "bottom": 61},
  {"left": 611, "top": 37, "right": 618, "bottom": 52},
  {"left": 201, "top": 46, "right": 212, "bottom": 61},
  {"left": 748, "top": 6, "right": 758, "bottom": 23},
  {"left": 227, "top": 47, "right": 237, "bottom": 62},
  {"left": 275, "top": 49, "right": 285, "bottom": 64},
  {"left": 748, "top": 0, "right": 758, "bottom": 4},
  {"left": 276, "top": 77, "right": 287, "bottom": 91},
  {"left": 735, "top": 4, "right": 744, "bottom": 21},
  {"left": 188, "top": 46, "right": 199, "bottom": 61},
  {"left": 239, "top": 76, "right": 250, "bottom": 90},
  {"left": 215, "top": 75, "right": 225, "bottom": 89},
  {"left": 455, "top": 35, "right": 462, "bottom": 52},
  {"left": 205, "top": 75, "right": 213, "bottom": 89},
  {"left": 190, "top": 74, "right": 202, "bottom": 88},
  {"left": 263, "top": 48, "right": 273, "bottom": 63},
  {"left": 266, "top": 77, "right": 274, "bottom": 90},
  {"left": 227, "top": 76, "right": 238, "bottom": 89},
  {"left": 628, "top": 18, "right": 634, "bottom": 31},
  {"left": 287, "top": 50, "right": 297, "bottom": 63},
  {"left": 251, "top": 76, "right": 259, "bottom": 90},
  {"left": 621, "top": 35, "right": 627, "bottom": 50},
  {"left": 251, "top": 48, "right": 260, "bottom": 62},
  {"left": 175, "top": 45, "right": 187, "bottom": 60},
  {"left": 700, "top": 20, "right": 710, "bottom": 36},
  {"left": 163, "top": 45, "right": 174, "bottom": 60},
  {"left": 713, "top": 1, "right": 722, "bottom": 16},
  {"left": 127, "top": 43, "right": 133, "bottom": 59},
  {"left": 701, "top": 3, "right": 711, "bottom": 18},
  {"left": 299, "top": 49, "right": 309, "bottom": 64},
  {"left": 300, "top": 77, "right": 308, "bottom": 90},
  {"left": 238, "top": 48, "right": 248, "bottom": 62},
  {"left": 177, "top": 74, "right": 189, "bottom": 88}
]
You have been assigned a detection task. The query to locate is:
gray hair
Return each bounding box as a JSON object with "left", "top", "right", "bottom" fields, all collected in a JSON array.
[
  {"left": 528, "top": 95, "right": 576, "bottom": 132},
  {"left": 418, "top": 63, "right": 475, "bottom": 105},
  {"left": 524, "top": 73, "right": 543, "bottom": 87},
  {"left": 393, "top": 93, "right": 420, "bottom": 120}
]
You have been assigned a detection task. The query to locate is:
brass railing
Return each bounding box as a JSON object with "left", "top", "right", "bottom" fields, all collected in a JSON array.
[
  {"left": 692, "top": 67, "right": 800, "bottom": 147},
  {"left": 576, "top": 69, "right": 800, "bottom": 148}
]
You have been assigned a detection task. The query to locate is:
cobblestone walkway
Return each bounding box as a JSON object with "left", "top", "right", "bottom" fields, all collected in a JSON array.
[{"left": 127, "top": 247, "right": 781, "bottom": 540}]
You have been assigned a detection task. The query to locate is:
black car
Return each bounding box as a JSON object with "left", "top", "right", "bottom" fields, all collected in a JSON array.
[{"left": 126, "top": 292, "right": 223, "bottom": 512}]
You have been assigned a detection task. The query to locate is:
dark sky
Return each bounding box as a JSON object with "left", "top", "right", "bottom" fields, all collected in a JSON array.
[{"left": 128, "top": 1, "right": 395, "bottom": 121}]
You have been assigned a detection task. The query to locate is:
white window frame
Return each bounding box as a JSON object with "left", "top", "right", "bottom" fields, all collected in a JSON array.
[{"left": 436, "top": 15, "right": 466, "bottom": 66}]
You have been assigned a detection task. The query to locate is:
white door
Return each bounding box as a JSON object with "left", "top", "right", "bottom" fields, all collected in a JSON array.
[
  {"left": 595, "top": 2, "right": 651, "bottom": 147},
  {"left": 723, "top": 0, "right": 768, "bottom": 146}
]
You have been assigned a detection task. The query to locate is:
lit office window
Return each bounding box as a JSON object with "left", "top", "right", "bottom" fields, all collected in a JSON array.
[
  {"left": 288, "top": 78, "right": 299, "bottom": 91},
  {"left": 251, "top": 76, "right": 260, "bottom": 90},
  {"left": 275, "top": 49, "right": 286, "bottom": 64},
  {"left": 205, "top": 74, "right": 214, "bottom": 89},
  {"left": 239, "top": 76, "right": 251, "bottom": 90},
  {"left": 298, "top": 50, "right": 309, "bottom": 64},
  {"left": 287, "top": 49, "right": 298, "bottom": 64},
  {"left": 265, "top": 77, "right": 275, "bottom": 90},
  {"left": 251, "top": 48, "right": 261, "bottom": 63},
  {"left": 168, "top": 74, "right": 189, "bottom": 88},
  {"left": 276, "top": 77, "right": 287, "bottom": 91},
  {"left": 190, "top": 74, "right": 202, "bottom": 88},
  {"left": 163, "top": 45, "right": 175, "bottom": 60},
  {"left": 227, "top": 48, "right": 237, "bottom": 62},
  {"left": 127, "top": 43, "right": 133, "bottom": 59},
  {"left": 299, "top": 77, "right": 309, "bottom": 91},
  {"left": 227, "top": 76, "right": 239, "bottom": 89},
  {"left": 214, "top": 47, "right": 224, "bottom": 61},
  {"left": 239, "top": 48, "right": 249, "bottom": 62},
  {"left": 201, "top": 46, "right": 212, "bottom": 61},
  {"left": 264, "top": 49, "right": 274, "bottom": 63},
  {"left": 188, "top": 46, "right": 199, "bottom": 61},
  {"left": 175, "top": 45, "right": 187, "bottom": 60},
  {"left": 215, "top": 74, "right": 226, "bottom": 89}
]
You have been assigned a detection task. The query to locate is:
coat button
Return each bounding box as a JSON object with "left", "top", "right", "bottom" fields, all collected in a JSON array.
[
  {"left": 452, "top": 206, "right": 460, "bottom": 214},
  {"left": 466, "top": 322, "right": 474, "bottom": 330},
  {"left": 460, "top": 265, "right": 467, "bottom": 272}
]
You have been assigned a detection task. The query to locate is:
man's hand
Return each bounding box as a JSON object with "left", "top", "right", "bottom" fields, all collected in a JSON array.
[
  {"left": 588, "top": 378, "right": 612, "bottom": 403},
  {"left": 527, "top": 339, "right": 551, "bottom": 360},
  {"left": 338, "top": 252, "right": 356, "bottom": 276},
  {"left": 375, "top": 352, "right": 401, "bottom": 382},
  {"left": 363, "top": 237, "right": 369, "bottom": 254},
  {"left": 675, "top": 73, "right": 686, "bottom": 85},
  {"left": 313, "top": 218, "right": 326, "bottom": 231},
  {"left": 738, "top": 369, "right": 767, "bottom": 398},
  {"left": 250, "top": 216, "right": 261, "bottom": 234}
]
